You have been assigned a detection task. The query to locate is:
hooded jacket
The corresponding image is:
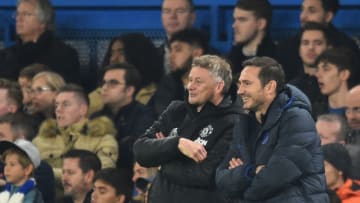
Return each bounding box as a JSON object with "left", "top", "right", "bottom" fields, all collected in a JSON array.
[
  {"left": 336, "top": 179, "right": 360, "bottom": 203},
  {"left": 33, "top": 116, "right": 118, "bottom": 180},
  {"left": 216, "top": 85, "right": 328, "bottom": 203},
  {"left": 134, "top": 97, "right": 242, "bottom": 203}
]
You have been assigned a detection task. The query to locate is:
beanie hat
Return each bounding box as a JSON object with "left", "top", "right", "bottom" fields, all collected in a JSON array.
[
  {"left": 0, "top": 139, "right": 41, "bottom": 168},
  {"left": 322, "top": 143, "right": 352, "bottom": 177}
]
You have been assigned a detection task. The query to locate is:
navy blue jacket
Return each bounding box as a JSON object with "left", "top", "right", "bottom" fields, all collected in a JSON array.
[
  {"left": 134, "top": 97, "right": 242, "bottom": 203},
  {"left": 216, "top": 85, "right": 329, "bottom": 203}
]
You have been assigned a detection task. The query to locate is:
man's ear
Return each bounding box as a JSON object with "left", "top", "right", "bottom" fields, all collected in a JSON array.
[
  {"left": 85, "top": 170, "right": 95, "bottom": 184},
  {"left": 126, "top": 86, "right": 135, "bottom": 97},
  {"left": 192, "top": 47, "right": 203, "bottom": 57},
  {"left": 257, "top": 18, "right": 267, "bottom": 31},
  {"left": 216, "top": 80, "right": 225, "bottom": 95},
  {"left": 116, "top": 194, "right": 126, "bottom": 203},
  {"left": 340, "top": 69, "right": 350, "bottom": 81},
  {"left": 325, "top": 11, "right": 334, "bottom": 24},
  {"left": 265, "top": 80, "right": 277, "bottom": 94}
]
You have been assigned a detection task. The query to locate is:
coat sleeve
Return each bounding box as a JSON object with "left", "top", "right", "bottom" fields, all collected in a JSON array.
[
  {"left": 160, "top": 121, "right": 235, "bottom": 187},
  {"left": 244, "top": 108, "right": 320, "bottom": 201},
  {"left": 133, "top": 101, "right": 184, "bottom": 167},
  {"left": 96, "top": 134, "right": 119, "bottom": 168},
  {"left": 215, "top": 117, "right": 254, "bottom": 198}
]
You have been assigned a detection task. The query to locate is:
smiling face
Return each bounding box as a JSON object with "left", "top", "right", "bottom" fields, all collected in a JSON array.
[
  {"left": 161, "top": 0, "right": 195, "bottom": 37},
  {"left": 187, "top": 67, "right": 221, "bottom": 110},
  {"left": 300, "top": 30, "right": 328, "bottom": 67},
  {"left": 237, "top": 66, "right": 268, "bottom": 113}
]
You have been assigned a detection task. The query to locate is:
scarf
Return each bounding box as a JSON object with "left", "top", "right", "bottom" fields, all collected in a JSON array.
[{"left": 0, "top": 178, "right": 36, "bottom": 203}]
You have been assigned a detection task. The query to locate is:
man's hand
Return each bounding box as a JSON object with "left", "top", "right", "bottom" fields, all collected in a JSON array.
[
  {"left": 228, "top": 158, "right": 244, "bottom": 169},
  {"left": 178, "top": 138, "right": 207, "bottom": 163}
]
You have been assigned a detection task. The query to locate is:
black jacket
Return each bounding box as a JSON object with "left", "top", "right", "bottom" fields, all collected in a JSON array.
[
  {"left": 228, "top": 36, "right": 277, "bottom": 76},
  {"left": 0, "top": 31, "right": 80, "bottom": 83},
  {"left": 134, "top": 97, "right": 242, "bottom": 203},
  {"left": 216, "top": 85, "right": 328, "bottom": 203},
  {"left": 91, "top": 101, "right": 154, "bottom": 169}
]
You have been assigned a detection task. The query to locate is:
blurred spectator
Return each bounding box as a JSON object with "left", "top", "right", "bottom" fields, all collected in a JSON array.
[
  {"left": 316, "top": 114, "right": 347, "bottom": 145},
  {"left": 18, "top": 63, "right": 48, "bottom": 114},
  {"left": 229, "top": 0, "right": 276, "bottom": 76},
  {"left": 277, "top": 0, "right": 360, "bottom": 82},
  {"left": 131, "top": 162, "right": 158, "bottom": 203},
  {"left": 0, "top": 0, "right": 80, "bottom": 83},
  {"left": 91, "top": 63, "right": 154, "bottom": 198},
  {"left": 345, "top": 85, "right": 360, "bottom": 145},
  {"left": 159, "top": 0, "right": 196, "bottom": 74},
  {"left": 323, "top": 143, "right": 360, "bottom": 203},
  {"left": 0, "top": 79, "right": 23, "bottom": 117},
  {"left": 92, "top": 168, "right": 132, "bottom": 203},
  {"left": 61, "top": 149, "right": 101, "bottom": 203},
  {"left": 150, "top": 28, "right": 208, "bottom": 116},
  {"left": 315, "top": 48, "right": 357, "bottom": 117},
  {"left": 0, "top": 113, "right": 55, "bottom": 203}
]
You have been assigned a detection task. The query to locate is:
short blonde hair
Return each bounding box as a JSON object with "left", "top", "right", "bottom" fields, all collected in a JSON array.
[{"left": 32, "top": 71, "right": 65, "bottom": 91}]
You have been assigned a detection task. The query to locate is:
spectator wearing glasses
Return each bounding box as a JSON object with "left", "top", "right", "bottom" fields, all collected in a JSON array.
[
  {"left": 0, "top": 0, "right": 80, "bottom": 83},
  {"left": 18, "top": 63, "right": 48, "bottom": 115},
  {"left": 91, "top": 63, "right": 154, "bottom": 200},
  {"left": 33, "top": 84, "right": 118, "bottom": 201}
]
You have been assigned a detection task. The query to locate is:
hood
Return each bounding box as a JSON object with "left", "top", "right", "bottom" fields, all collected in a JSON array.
[{"left": 262, "top": 84, "right": 312, "bottom": 130}]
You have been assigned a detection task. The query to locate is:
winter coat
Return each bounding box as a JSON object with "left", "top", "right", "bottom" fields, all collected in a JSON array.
[
  {"left": 33, "top": 116, "right": 118, "bottom": 180},
  {"left": 0, "top": 31, "right": 80, "bottom": 83},
  {"left": 336, "top": 179, "right": 360, "bottom": 203},
  {"left": 216, "top": 85, "right": 328, "bottom": 203},
  {"left": 134, "top": 97, "right": 242, "bottom": 203}
]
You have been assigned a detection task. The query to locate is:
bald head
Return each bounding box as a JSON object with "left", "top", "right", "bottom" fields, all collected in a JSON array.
[{"left": 345, "top": 85, "right": 360, "bottom": 130}]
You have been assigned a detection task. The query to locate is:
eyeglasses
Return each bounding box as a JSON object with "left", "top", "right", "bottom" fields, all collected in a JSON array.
[
  {"left": 101, "top": 79, "right": 125, "bottom": 88},
  {"left": 12, "top": 11, "right": 36, "bottom": 19},
  {"left": 345, "top": 107, "right": 360, "bottom": 115},
  {"left": 30, "top": 86, "right": 54, "bottom": 95}
]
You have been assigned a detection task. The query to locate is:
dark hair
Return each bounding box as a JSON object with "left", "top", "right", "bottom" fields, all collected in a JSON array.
[
  {"left": 320, "top": 0, "right": 340, "bottom": 15},
  {"left": 101, "top": 33, "right": 163, "bottom": 87},
  {"left": 235, "top": 0, "right": 272, "bottom": 29},
  {"left": 322, "top": 143, "right": 352, "bottom": 180},
  {"left": 62, "top": 149, "right": 101, "bottom": 173},
  {"left": 300, "top": 22, "right": 330, "bottom": 45},
  {"left": 0, "top": 78, "right": 23, "bottom": 110},
  {"left": 316, "top": 47, "right": 358, "bottom": 88},
  {"left": 57, "top": 84, "right": 89, "bottom": 106},
  {"left": 103, "top": 63, "right": 142, "bottom": 93},
  {"left": 0, "top": 113, "right": 37, "bottom": 141},
  {"left": 94, "top": 168, "right": 132, "bottom": 201},
  {"left": 242, "top": 57, "right": 285, "bottom": 93},
  {"left": 162, "top": 0, "right": 195, "bottom": 12},
  {"left": 19, "top": 63, "right": 49, "bottom": 79},
  {"left": 169, "top": 28, "right": 209, "bottom": 53}
]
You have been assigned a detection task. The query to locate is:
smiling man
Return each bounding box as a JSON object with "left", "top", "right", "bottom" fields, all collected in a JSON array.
[
  {"left": 216, "top": 56, "right": 328, "bottom": 202},
  {"left": 134, "top": 55, "right": 242, "bottom": 203}
]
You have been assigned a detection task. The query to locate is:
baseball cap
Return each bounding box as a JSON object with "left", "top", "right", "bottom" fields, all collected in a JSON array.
[{"left": 0, "top": 139, "right": 41, "bottom": 168}]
